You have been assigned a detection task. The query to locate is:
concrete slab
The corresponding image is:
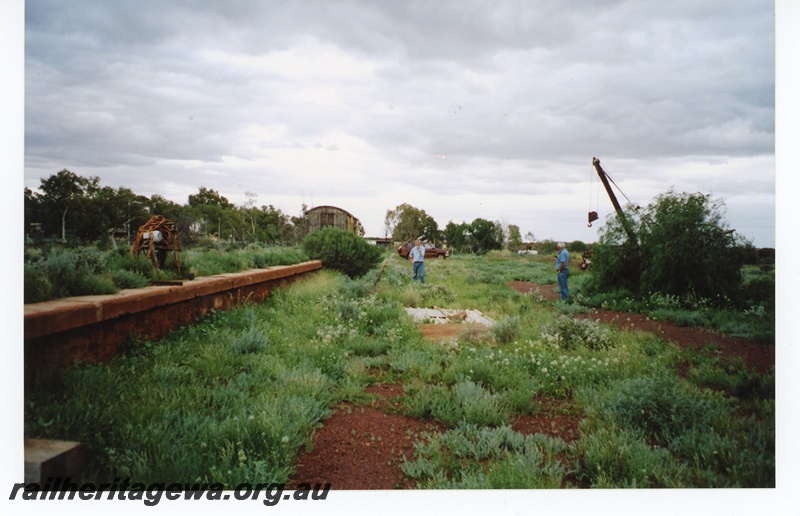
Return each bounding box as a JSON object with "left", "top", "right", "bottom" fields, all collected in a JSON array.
[{"left": 404, "top": 307, "right": 496, "bottom": 326}]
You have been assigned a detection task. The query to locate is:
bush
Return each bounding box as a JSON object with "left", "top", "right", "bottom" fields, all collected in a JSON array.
[
  {"left": 301, "top": 228, "right": 382, "bottom": 278},
  {"left": 76, "top": 274, "right": 118, "bottom": 296},
  {"left": 404, "top": 380, "right": 508, "bottom": 427},
  {"left": 23, "top": 248, "right": 121, "bottom": 301},
  {"left": 418, "top": 284, "right": 456, "bottom": 304},
  {"left": 597, "top": 372, "right": 724, "bottom": 445},
  {"left": 70, "top": 247, "right": 108, "bottom": 274},
  {"left": 106, "top": 251, "right": 157, "bottom": 279},
  {"left": 231, "top": 327, "right": 269, "bottom": 354},
  {"left": 24, "top": 264, "right": 53, "bottom": 303},
  {"left": 569, "top": 240, "right": 588, "bottom": 253},
  {"left": 579, "top": 370, "right": 774, "bottom": 487},
  {"left": 588, "top": 190, "right": 746, "bottom": 307},
  {"left": 492, "top": 315, "right": 520, "bottom": 344},
  {"left": 111, "top": 269, "right": 150, "bottom": 290},
  {"left": 41, "top": 250, "right": 80, "bottom": 298},
  {"left": 401, "top": 424, "right": 567, "bottom": 488},
  {"left": 542, "top": 316, "right": 613, "bottom": 351},
  {"left": 740, "top": 277, "right": 774, "bottom": 310},
  {"left": 39, "top": 249, "right": 115, "bottom": 298},
  {"left": 576, "top": 426, "right": 681, "bottom": 487}
]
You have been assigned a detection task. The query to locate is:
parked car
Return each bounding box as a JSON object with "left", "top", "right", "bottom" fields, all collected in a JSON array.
[{"left": 397, "top": 241, "right": 449, "bottom": 259}]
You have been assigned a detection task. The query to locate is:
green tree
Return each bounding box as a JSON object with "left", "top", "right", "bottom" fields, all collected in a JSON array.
[
  {"left": 443, "top": 219, "right": 504, "bottom": 254},
  {"left": 187, "top": 187, "right": 234, "bottom": 238},
  {"left": 148, "top": 194, "right": 186, "bottom": 221},
  {"left": 241, "top": 191, "right": 260, "bottom": 242},
  {"left": 24, "top": 187, "right": 42, "bottom": 241},
  {"left": 82, "top": 186, "right": 123, "bottom": 244},
  {"left": 187, "top": 187, "right": 233, "bottom": 209},
  {"left": 253, "top": 204, "right": 291, "bottom": 244},
  {"left": 443, "top": 221, "right": 471, "bottom": 253},
  {"left": 469, "top": 218, "right": 504, "bottom": 254},
  {"left": 37, "top": 169, "right": 100, "bottom": 243},
  {"left": 569, "top": 240, "right": 588, "bottom": 253},
  {"left": 114, "top": 188, "right": 151, "bottom": 230},
  {"left": 76, "top": 186, "right": 151, "bottom": 245},
  {"left": 506, "top": 224, "right": 522, "bottom": 251},
  {"left": 386, "top": 203, "right": 440, "bottom": 244},
  {"left": 589, "top": 190, "right": 746, "bottom": 305}
]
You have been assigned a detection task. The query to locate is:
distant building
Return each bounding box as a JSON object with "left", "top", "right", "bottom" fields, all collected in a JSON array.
[
  {"left": 365, "top": 236, "right": 393, "bottom": 247},
  {"left": 305, "top": 205, "right": 365, "bottom": 236}
]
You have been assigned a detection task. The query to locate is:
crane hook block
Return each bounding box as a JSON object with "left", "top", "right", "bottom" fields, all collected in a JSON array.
[{"left": 588, "top": 211, "right": 599, "bottom": 227}]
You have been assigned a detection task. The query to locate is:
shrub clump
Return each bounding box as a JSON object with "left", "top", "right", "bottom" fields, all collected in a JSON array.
[
  {"left": 37, "top": 248, "right": 118, "bottom": 300},
  {"left": 541, "top": 316, "right": 613, "bottom": 350},
  {"left": 24, "top": 263, "right": 53, "bottom": 304},
  {"left": 404, "top": 380, "right": 507, "bottom": 427},
  {"left": 492, "top": 315, "right": 520, "bottom": 345},
  {"left": 231, "top": 327, "right": 269, "bottom": 354},
  {"left": 110, "top": 269, "right": 150, "bottom": 290},
  {"left": 301, "top": 228, "right": 383, "bottom": 278},
  {"left": 419, "top": 284, "right": 456, "bottom": 304}
]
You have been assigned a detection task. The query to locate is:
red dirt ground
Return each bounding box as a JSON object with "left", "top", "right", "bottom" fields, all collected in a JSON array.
[
  {"left": 508, "top": 281, "right": 775, "bottom": 374},
  {"left": 288, "top": 383, "right": 444, "bottom": 490},
  {"left": 288, "top": 281, "right": 774, "bottom": 489}
]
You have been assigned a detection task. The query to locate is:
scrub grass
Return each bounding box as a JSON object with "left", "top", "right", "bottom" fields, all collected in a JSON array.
[
  {"left": 24, "top": 244, "right": 310, "bottom": 303},
  {"left": 25, "top": 271, "right": 403, "bottom": 486},
  {"left": 25, "top": 252, "right": 774, "bottom": 489},
  {"left": 401, "top": 423, "right": 567, "bottom": 488}
]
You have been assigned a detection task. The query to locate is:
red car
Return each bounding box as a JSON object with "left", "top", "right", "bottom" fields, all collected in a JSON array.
[{"left": 397, "top": 241, "right": 449, "bottom": 259}]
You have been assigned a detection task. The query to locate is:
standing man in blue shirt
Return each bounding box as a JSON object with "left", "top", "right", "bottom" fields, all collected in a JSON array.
[
  {"left": 555, "top": 241, "right": 570, "bottom": 300},
  {"left": 409, "top": 239, "right": 426, "bottom": 284}
]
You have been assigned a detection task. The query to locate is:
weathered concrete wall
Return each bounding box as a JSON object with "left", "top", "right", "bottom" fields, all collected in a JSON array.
[{"left": 24, "top": 261, "right": 322, "bottom": 385}]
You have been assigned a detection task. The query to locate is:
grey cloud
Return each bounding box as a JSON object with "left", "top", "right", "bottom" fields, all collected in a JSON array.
[{"left": 23, "top": 0, "right": 775, "bottom": 246}]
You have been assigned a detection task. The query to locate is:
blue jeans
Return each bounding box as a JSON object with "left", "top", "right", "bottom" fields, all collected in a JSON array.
[
  {"left": 413, "top": 261, "right": 425, "bottom": 284},
  {"left": 557, "top": 269, "right": 569, "bottom": 300}
]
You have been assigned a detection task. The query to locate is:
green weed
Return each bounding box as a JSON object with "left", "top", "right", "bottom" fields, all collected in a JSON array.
[
  {"left": 25, "top": 252, "right": 774, "bottom": 489},
  {"left": 402, "top": 423, "right": 567, "bottom": 488},
  {"left": 575, "top": 370, "right": 774, "bottom": 487},
  {"left": 542, "top": 316, "right": 614, "bottom": 351},
  {"left": 403, "top": 380, "right": 508, "bottom": 427},
  {"left": 491, "top": 315, "right": 520, "bottom": 344}
]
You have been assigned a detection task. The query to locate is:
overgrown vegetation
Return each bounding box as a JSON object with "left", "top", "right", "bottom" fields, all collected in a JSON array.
[
  {"left": 581, "top": 190, "right": 774, "bottom": 342},
  {"left": 25, "top": 252, "right": 774, "bottom": 488},
  {"left": 23, "top": 243, "right": 309, "bottom": 303},
  {"left": 301, "top": 227, "right": 384, "bottom": 278},
  {"left": 402, "top": 424, "right": 568, "bottom": 488},
  {"left": 26, "top": 272, "right": 410, "bottom": 485},
  {"left": 576, "top": 269, "right": 775, "bottom": 343},
  {"left": 588, "top": 190, "right": 753, "bottom": 306}
]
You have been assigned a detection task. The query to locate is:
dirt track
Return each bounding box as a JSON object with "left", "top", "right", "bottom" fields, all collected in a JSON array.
[{"left": 509, "top": 281, "right": 774, "bottom": 374}]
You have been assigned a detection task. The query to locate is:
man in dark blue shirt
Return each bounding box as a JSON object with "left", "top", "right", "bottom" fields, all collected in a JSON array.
[{"left": 556, "top": 242, "right": 570, "bottom": 300}]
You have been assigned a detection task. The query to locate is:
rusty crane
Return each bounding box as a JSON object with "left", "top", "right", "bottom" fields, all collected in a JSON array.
[{"left": 588, "top": 157, "right": 639, "bottom": 244}]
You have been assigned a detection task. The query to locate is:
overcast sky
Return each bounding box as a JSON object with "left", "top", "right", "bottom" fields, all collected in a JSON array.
[
  {"left": 23, "top": 0, "right": 776, "bottom": 246},
  {"left": 7, "top": 3, "right": 800, "bottom": 512}
]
